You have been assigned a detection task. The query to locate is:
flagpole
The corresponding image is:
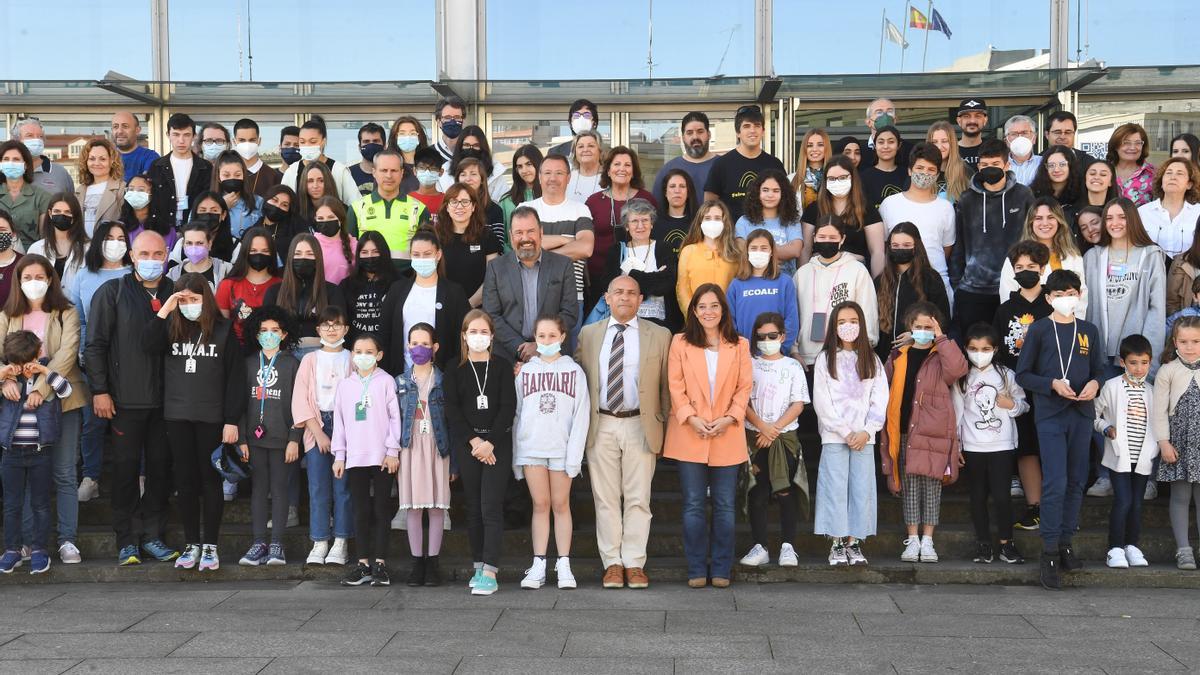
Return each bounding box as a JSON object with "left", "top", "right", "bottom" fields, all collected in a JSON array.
[
  {"left": 900, "top": 1, "right": 910, "bottom": 72},
  {"left": 921, "top": 0, "right": 933, "bottom": 71},
  {"left": 878, "top": 9, "right": 886, "bottom": 73}
]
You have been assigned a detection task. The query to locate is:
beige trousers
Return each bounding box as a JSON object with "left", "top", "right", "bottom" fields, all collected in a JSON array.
[{"left": 587, "top": 415, "right": 658, "bottom": 568}]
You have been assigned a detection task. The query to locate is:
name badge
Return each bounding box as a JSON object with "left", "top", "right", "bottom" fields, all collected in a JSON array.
[
  {"left": 476, "top": 394, "right": 489, "bottom": 410},
  {"left": 419, "top": 419, "right": 431, "bottom": 434},
  {"left": 469, "top": 244, "right": 482, "bottom": 253},
  {"left": 355, "top": 402, "right": 367, "bottom": 421},
  {"left": 185, "top": 357, "right": 196, "bottom": 373}
]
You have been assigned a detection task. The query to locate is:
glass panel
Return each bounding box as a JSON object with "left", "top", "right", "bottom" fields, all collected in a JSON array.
[
  {"left": 186, "top": 115, "right": 295, "bottom": 170},
  {"left": 629, "top": 114, "right": 737, "bottom": 186},
  {"left": 1077, "top": 97, "right": 1200, "bottom": 165},
  {"left": 318, "top": 117, "right": 399, "bottom": 169},
  {"left": 775, "top": 69, "right": 1093, "bottom": 101},
  {"left": 0, "top": 1, "right": 152, "bottom": 80},
  {"left": 1076, "top": 2, "right": 1193, "bottom": 67},
  {"left": 489, "top": 117, "right": 612, "bottom": 171},
  {"left": 162, "top": 81, "right": 435, "bottom": 106},
  {"left": 444, "top": 77, "right": 765, "bottom": 105}
]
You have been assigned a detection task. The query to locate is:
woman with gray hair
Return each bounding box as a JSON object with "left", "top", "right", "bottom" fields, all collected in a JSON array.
[{"left": 599, "top": 197, "right": 677, "bottom": 330}]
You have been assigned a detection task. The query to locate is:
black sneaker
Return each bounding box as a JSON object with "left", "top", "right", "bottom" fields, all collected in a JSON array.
[
  {"left": 1014, "top": 505, "right": 1040, "bottom": 530},
  {"left": 1039, "top": 554, "right": 1061, "bottom": 590},
  {"left": 1059, "top": 544, "right": 1083, "bottom": 572},
  {"left": 973, "top": 542, "right": 994, "bottom": 564},
  {"left": 407, "top": 556, "right": 426, "bottom": 587},
  {"left": 999, "top": 541, "right": 1025, "bottom": 564},
  {"left": 340, "top": 562, "right": 373, "bottom": 586},
  {"left": 370, "top": 561, "right": 391, "bottom": 586}
]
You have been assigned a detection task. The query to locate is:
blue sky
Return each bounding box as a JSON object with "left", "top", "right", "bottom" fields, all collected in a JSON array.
[{"left": 0, "top": 0, "right": 1194, "bottom": 81}]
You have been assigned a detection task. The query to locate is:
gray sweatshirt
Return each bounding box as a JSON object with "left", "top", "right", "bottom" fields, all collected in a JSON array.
[{"left": 1082, "top": 244, "right": 1166, "bottom": 375}]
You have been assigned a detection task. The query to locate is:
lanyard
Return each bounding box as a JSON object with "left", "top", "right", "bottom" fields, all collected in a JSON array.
[
  {"left": 470, "top": 358, "right": 490, "bottom": 399},
  {"left": 357, "top": 370, "right": 373, "bottom": 408},
  {"left": 257, "top": 351, "right": 278, "bottom": 423},
  {"left": 1051, "top": 319, "right": 1076, "bottom": 382},
  {"left": 811, "top": 263, "right": 845, "bottom": 309}
]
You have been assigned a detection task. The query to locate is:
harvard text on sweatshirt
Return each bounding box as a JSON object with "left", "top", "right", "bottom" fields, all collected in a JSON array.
[{"left": 512, "top": 355, "right": 590, "bottom": 478}]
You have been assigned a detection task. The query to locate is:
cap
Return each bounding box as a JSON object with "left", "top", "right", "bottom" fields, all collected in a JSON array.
[
  {"left": 211, "top": 444, "right": 252, "bottom": 484},
  {"left": 957, "top": 98, "right": 988, "bottom": 115}
]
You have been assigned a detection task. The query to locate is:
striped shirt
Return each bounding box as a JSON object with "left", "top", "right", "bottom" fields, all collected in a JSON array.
[
  {"left": 12, "top": 371, "right": 72, "bottom": 447},
  {"left": 1124, "top": 380, "right": 1148, "bottom": 469}
]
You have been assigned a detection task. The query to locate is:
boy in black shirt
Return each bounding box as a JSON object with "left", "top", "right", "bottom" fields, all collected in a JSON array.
[{"left": 703, "top": 105, "right": 784, "bottom": 221}]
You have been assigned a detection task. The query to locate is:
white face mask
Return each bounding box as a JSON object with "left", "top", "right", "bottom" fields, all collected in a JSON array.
[
  {"left": 747, "top": 250, "right": 771, "bottom": 270},
  {"left": 320, "top": 338, "right": 345, "bottom": 349},
  {"left": 102, "top": 240, "right": 128, "bottom": 262},
  {"left": 968, "top": 351, "right": 994, "bottom": 368},
  {"left": 299, "top": 146, "right": 322, "bottom": 162},
  {"left": 756, "top": 340, "right": 781, "bottom": 356},
  {"left": 571, "top": 118, "right": 593, "bottom": 135},
  {"left": 700, "top": 220, "right": 724, "bottom": 239},
  {"left": 826, "top": 177, "right": 852, "bottom": 197},
  {"left": 352, "top": 353, "right": 378, "bottom": 371},
  {"left": 1009, "top": 136, "right": 1034, "bottom": 158},
  {"left": 235, "top": 141, "right": 259, "bottom": 160},
  {"left": 1050, "top": 295, "right": 1079, "bottom": 317},
  {"left": 466, "top": 333, "right": 492, "bottom": 353},
  {"left": 21, "top": 280, "right": 48, "bottom": 301}
]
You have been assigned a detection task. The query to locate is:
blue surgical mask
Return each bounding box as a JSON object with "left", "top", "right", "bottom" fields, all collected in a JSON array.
[
  {"left": 411, "top": 258, "right": 437, "bottom": 278},
  {"left": 257, "top": 331, "right": 282, "bottom": 351},
  {"left": 911, "top": 329, "right": 935, "bottom": 346},
  {"left": 416, "top": 169, "right": 440, "bottom": 187},
  {"left": 22, "top": 139, "right": 44, "bottom": 157},
  {"left": 536, "top": 341, "right": 562, "bottom": 357},
  {"left": 179, "top": 303, "right": 202, "bottom": 322},
  {"left": 201, "top": 143, "right": 227, "bottom": 161},
  {"left": 0, "top": 162, "right": 25, "bottom": 180},
  {"left": 135, "top": 259, "right": 164, "bottom": 281},
  {"left": 123, "top": 191, "right": 150, "bottom": 209},
  {"left": 396, "top": 135, "right": 420, "bottom": 153}
]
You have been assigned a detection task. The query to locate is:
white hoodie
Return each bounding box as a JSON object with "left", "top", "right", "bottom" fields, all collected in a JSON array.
[
  {"left": 952, "top": 364, "right": 1028, "bottom": 453},
  {"left": 513, "top": 354, "right": 590, "bottom": 478},
  {"left": 793, "top": 254, "right": 878, "bottom": 366}
]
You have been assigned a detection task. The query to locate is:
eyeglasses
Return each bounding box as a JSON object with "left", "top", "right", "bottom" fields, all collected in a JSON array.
[
  {"left": 1121, "top": 140, "right": 1145, "bottom": 149},
  {"left": 440, "top": 114, "right": 464, "bottom": 122},
  {"left": 754, "top": 332, "right": 781, "bottom": 341},
  {"left": 1006, "top": 130, "right": 1034, "bottom": 139},
  {"left": 1045, "top": 161, "right": 1069, "bottom": 170},
  {"left": 317, "top": 322, "right": 346, "bottom": 331},
  {"left": 571, "top": 111, "right": 594, "bottom": 120},
  {"left": 447, "top": 199, "right": 473, "bottom": 208}
]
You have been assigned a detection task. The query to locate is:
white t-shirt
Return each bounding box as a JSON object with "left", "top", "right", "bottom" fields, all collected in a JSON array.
[
  {"left": 83, "top": 182, "right": 105, "bottom": 237},
  {"left": 169, "top": 154, "right": 194, "bottom": 226},
  {"left": 402, "top": 283, "right": 438, "bottom": 368},
  {"left": 705, "top": 348, "right": 719, "bottom": 401},
  {"left": 879, "top": 192, "right": 957, "bottom": 297},
  {"left": 567, "top": 170, "right": 602, "bottom": 204},
  {"left": 747, "top": 356, "right": 811, "bottom": 432},
  {"left": 314, "top": 349, "right": 351, "bottom": 412}
]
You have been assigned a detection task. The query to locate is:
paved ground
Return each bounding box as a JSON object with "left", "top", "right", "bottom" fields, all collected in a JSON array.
[{"left": 1, "top": 580, "right": 1199, "bottom": 673}]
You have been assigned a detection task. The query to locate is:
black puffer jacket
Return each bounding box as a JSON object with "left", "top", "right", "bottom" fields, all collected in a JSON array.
[{"left": 83, "top": 273, "right": 174, "bottom": 409}]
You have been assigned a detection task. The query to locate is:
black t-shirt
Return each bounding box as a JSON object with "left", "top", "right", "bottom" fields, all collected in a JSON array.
[
  {"left": 959, "top": 143, "right": 981, "bottom": 175},
  {"left": 703, "top": 148, "right": 786, "bottom": 222},
  {"left": 801, "top": 202, "right": 881, "bottom": 261},
  {"left": 348, "top": 164, "right": 375, "bottom": 196},
  {"left": 442, "top": 228, "right": 502, "bottom": 298},
  {"left": 900, "top": 346, "right": 931, "bottom": 428},
  {"left": 652, "top": 214, "right": 691, "bottom": 260},
  {"left": 859, "top": 165, "right": 908, "bottom": 211},
  {"left": 339, "top": 276, "right": 389, "bottom": 337},
  {"left": 484, "top": 202, "right": 505, "bottom": 255},
  {"left": 262, "top": 281, "right": 348, "bottom": 339}
]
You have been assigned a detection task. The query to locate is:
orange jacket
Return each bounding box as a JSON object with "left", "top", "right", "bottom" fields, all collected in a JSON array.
[{"left": 663, "top": 334, "right": 753, "bottom": 467}]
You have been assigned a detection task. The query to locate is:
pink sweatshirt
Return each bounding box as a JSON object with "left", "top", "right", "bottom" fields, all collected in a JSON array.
[
  {"left": 292, "top": 349, "right": 354, "bottom": 450},
  {"left": 331, "top": 368, "right": 402, "bottom": 468},
  {"left": 315, "top": 232, "right": 356, "bottom": 285}
]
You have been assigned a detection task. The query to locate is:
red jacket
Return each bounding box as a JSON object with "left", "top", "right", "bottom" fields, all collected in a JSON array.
[{"left": 880, "top": 336, "right": 968, "bottom": 492}]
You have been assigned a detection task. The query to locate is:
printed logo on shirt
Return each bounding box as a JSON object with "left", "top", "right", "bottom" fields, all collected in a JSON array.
[
  {"left": 1105, "top": 270, "right": 1141, "bottom": 300},
  {"left": 742, "top": 287, "right": 779, "bottom": 298},
  {"left": 1004, "top": 313, "right": 1035, "bottom": 356},
  {"left": 729, "top": 171, "right": 760, "bottom": 205},
  {"left": 171, "top": 342, "right": 219, "bottom": 357},
  {"left": 969, "top": 381, "right": 1003, "bottom": 434},
  {"left": 521, "top": 369, "right": 577, "bottom": 399},
  {"left": 255, "top": 365, "right": 280, "bottom": 398},
  {"left": 1077, "top": 333, "right": 1089, "bottom": 356},
  {"left": 829, "top": 282, "right": 850, "bottom": 308},
  {"left": 538, "top": 393, "right": 557, "bottom": 414}
]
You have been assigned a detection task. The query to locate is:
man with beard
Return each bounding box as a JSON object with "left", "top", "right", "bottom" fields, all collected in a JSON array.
[
  {"left": 956, "top": 98, "right": 990, "bottom": 174},
  {"left": 111, "top": 111, "right": 160, "bottom": 181},
  {"left": 652, "top": 112, "right": 717, "bottom": 210}
]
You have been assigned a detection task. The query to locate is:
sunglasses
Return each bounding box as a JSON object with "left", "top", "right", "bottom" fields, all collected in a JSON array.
[
  {"left": 737, "top": 105, "right": 762, "bottom": 116},
  {"left": 754, "top": 331, "right": 781, "bottom": 341}
]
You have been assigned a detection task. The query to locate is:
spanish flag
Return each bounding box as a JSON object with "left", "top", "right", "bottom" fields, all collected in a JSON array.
[{"left": 909, "top": 6, "right": 929, "bottom": 29}]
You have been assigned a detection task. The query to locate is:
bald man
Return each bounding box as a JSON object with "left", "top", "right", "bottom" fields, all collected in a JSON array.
[
  {"left": 111, "top": 111, "right": 160, "bottom": 181},
  {"left": 84, "top": 231, "right": 178, "bottom": 565}
]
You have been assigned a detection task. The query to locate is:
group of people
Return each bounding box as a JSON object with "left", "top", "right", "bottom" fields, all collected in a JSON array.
[{"left": 1, "top": 92, "right": 1199, "bottom": 593}]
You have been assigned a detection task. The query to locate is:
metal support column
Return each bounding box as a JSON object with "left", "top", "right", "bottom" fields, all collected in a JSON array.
[
  {"left": 1049, "top": 0, "right": 1069, "bottom": 70},
  {"left": 754, "top": 0, "right": 773, "bottom": 77},
  {"left": 151, "top": 0, "right": 170, "bottom": 81}
]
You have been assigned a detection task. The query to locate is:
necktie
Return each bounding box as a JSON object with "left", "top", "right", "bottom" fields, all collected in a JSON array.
[{"left": 606, "top": 323, "right": 626, "bottom": 411}]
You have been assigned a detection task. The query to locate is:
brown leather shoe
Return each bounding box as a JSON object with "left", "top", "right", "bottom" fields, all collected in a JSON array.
[
  {"left": 602, "top": 564, "right": 625, "bottom": 588},
  {"left": 625, "top": 567, "right": 649, "bottom": 589},
  {"left": 711, "top": 577, "right": 731, "bottom": 588},
  {"left": 687, "top": 577, "right": 707, "bottom": 588}
]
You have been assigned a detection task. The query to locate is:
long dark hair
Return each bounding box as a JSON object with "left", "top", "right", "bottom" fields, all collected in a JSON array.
[
  {"left": 118, "top": 174, "right": 156, "bottom": 232},
  {"left": 41, "top": 192, "right": 89, "bottom": 264},
  {"left": 743, "top": 169, "right": 799, "bottom": 226},
  {"left": 257, "top": 184, "right": 296, "bottom": 227},
  {"left": 506, "top": 144, "right": 543, "bottom": 204},
  {"left": 815, "top": 156, "right": 869, "bottom": 230},
  {"left": 312, "top": 195, "right": 353, "bottom": 267},
  {"left": 187, "top": 190, "right": 230, "bottom": 235},
  {"left": 959, "top": 322, "right": 1010, "bottom": 392},
  {"left": 656, "top": 168, "right": 697, "bottom": 224},
  {"left": 822, "top": 300, "right": 876, "bottom": 380},
  {"left": 387, "top": 115, "right": 429, "bottom": 153},
  {"left": 298, "top": 161, "right": 336, "bottom": 221},
  {"left": 83, "top": 220, "right": 130, "bottom": 273},
  {"left": 211, "top": 150, "right": 256, "bottom": 210},
  {"left": 877, "top": 222, "right": 935, "bottom": 334},
  {"left": 435, "top": 183, "right": 486, "bottom": 245},
  {"left": 347, "top": 231, "right": 395, "bottom": 287},
  {"left": 276, "top": 234, "right": 328, "bottom": 319},
  {"left": 168, "top": 272, "right": 219, "bottom": 343},
  {"left": 228, "top": 226, "right": 281, "bottom": 280},
  {"left": 1099, "top": 197, "right": 1156, "bottom": 248},
  {"left": 1172, "top": 133, "right": 1200, "bottom": 165},
  {"left": 1031, "top": 145, "right": 1083, "bottom": 205},
  {"left": 447, "top": 125, "right": 495, "bottom": 181},
  {"left": 4, "top": 255, "right": 72, "bottom": 318},
  {"left": 682, "top": 283, "right": 739, "bottom": 348}
]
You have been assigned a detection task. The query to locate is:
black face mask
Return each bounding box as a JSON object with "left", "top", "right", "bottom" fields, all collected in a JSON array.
[
  {"left": 1013, "top": 270, "right": 1042, "bottom": 289},
  {"left": 887, "top": 248, "right": 915, "bottom": 265},
  {"left": 979, "top": 166, "right": 1006, "bottom": 184},
  {"left": 247, "top": 253, "right": 272, "bottom": 272},
  {"left": 49, "top": 214, "right": 73, "bottom": 231},
  {"left": 192, "top": 213, "right": 219, "bottom": 230},
  {"left": 314, "top": 220, "right": 341, "bottom": 238},
  {"left": 220, "top": 178, "right": 244, "bottom": 194},
  {"left": 812, "top": 241, "right": 841, "bottom": 259},
  {"left": 262, "top": 203, "right": 288, "bottom": 223},
  {"left": 458, "top": 147, "right": 482, "bottom": 162},
  {"left": 291, "top": 258, "right": 317, "bottom": 280},
  {"left": 358, "top": 256, "right": 383, "bottom": 274}
]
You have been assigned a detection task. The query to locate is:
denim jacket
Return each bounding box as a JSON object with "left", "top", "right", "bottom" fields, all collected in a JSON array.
[
  {"left": 395, "top": 367, "right": 450, "bottom": 457},
  {"left": 0, "top": 375, "right": 63, "bottom": 451}
]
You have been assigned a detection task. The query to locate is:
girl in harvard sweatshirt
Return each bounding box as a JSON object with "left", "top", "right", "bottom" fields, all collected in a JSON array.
[
  {"left": 513, "top": 314, "right": 590, "bottom": 590},
  {"left": 794, "top": 215, "right": 878, "bottom": 366}
]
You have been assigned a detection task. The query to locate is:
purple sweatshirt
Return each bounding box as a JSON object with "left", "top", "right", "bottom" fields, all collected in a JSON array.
[{"left": 331, "top": 368, "right": 402, "bottom": 468}]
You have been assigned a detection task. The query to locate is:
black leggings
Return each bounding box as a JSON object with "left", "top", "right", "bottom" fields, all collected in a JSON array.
[
  {"left": 455, "top": 440, "right": 512, "bottom": 569},
  {"left": 249, "top": 445, "right": 289, "bottom": 544},
  {"left": 964, "top": 450, "right": 1015, "bottom": 542},
  {"left": 748, "top": 446, "right": 798, "bottom": 547},
  {"left": 348, "top": 466, "right": 395, "bottom": 562},
  {"left": 166, "top": 420, "right": 224, "bottom": 544}
]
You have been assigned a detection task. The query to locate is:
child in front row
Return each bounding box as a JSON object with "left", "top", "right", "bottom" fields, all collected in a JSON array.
[
  {"left": 953, "top": 323, "right": 1028, "bottom": 565},
  {"left": 1094, "top": 334, "right": 1157, "bottom": 569},
  {"left": 514, "top": 315, "right": 590, "bottom": 590},
  {"left": 881, "top": 301, "right": 967, "bottom": 564},
  {"left": 739, "top": 312, "right": 810, "bottom": 569},
  {"left": 0, "top": 331, "right": 73, "bottom": 574},
  {"left": 335, "top": 333, "right": 402, "bottom": 586},
  {"left": 1153, "top": 316, "right": 1200, "bottom": 570},
  {"left": 813, "top": 301, "right": 888, "bottom": 566}
]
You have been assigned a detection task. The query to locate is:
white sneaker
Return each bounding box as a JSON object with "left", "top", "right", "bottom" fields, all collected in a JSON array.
[
  {"left": 1145, "top": 481, "right": 1158, "bottom": 501},
  {"left": 1087, "top": 476, "right": 1113, "bottom": 497},
  {"left": 306, "top": 540, "right": 329, "bottom": 565},
  {"left": 1124, "top": 545, "right": 1149, "bottom": 567},
  {"left": 77, "top": 477, "right": 99, "bottom": 502},
  {"left": 555, "top": 556, "right": 577, "bottom": 589},
  {"left": 520, "top": 557, "right": 547, "bottom": 589},
  {"left": 778, "top": 543, "right": 798, "bottom": 567},
  {"left": 919, "top": 537, "right": 939, "bottom": 563},
  {"left": 846, "top": 541, "right": 868, "bottom": 566},
  {"left": 739, "top": 543, "right": 770, "bottom": 567},
  {"left": 1010, "top": 477, "right": 1024, "bottom": 497},
  {"left": 901, "top": 536, "right": 921, "bottom": 562},
  {"left": 222, "top": 480, "right": 237, "bottom": 502},
  {"left": 325, "top": 538, "right": 349, "bottom": 566},
  {"left": 58, "top": 542, "right": 81, "bottom": 564},
  {"left": 1107, "top": 546, "right": 1129, "bottom": 568},
  {"left": 828, "top": 541, "right": 848, "bottom": 566}
]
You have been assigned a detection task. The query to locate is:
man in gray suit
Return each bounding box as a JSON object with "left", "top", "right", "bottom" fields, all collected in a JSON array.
[{"left": 482, "top": 206, "right": 579, "bottom": 364}]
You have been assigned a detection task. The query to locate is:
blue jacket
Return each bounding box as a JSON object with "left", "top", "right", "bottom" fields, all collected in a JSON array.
[
  {"left": 0, "top": 374, "right": 62, "bottom": 450},
  {"left": 1015, "top": 316, "right": 1106, "bottom": 422},
  {"left": 395, "top": 367, "right": 453, "bottom": 470}
]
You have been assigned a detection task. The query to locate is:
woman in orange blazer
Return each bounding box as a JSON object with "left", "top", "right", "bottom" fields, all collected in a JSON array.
[{"left": 664, "top": 282, "right": 753, "bottom": 588}]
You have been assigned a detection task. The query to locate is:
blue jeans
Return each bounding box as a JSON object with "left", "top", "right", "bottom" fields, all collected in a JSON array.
[
  {"left": 80, "top": 391, "right": 108, "bottom": 480},
  {"left": 677, "top": 461, "right": 739, "bottom": 580},
  {"left": 22, "top": 409, "right": 81, "bottom": 547},
  {"left": 1038, "top": 409, "right": 1092, "bottom": 551},
  {"left": 1109, "top": 471, "right": 1149, "bottom": 549},
  {"left": 306, "top": 411, "right": 354, "bottom": 541},
  {"left": 2, "top": 444, "right": 52, "bottom": 551}
]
